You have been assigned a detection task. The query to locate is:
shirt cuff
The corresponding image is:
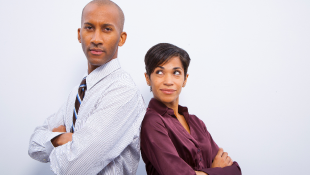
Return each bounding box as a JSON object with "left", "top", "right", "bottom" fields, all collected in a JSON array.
[{"left": 45, "top": 132, "right": 65, "bottom": 157}]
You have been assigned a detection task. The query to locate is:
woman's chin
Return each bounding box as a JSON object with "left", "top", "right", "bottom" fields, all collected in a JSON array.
[{"left": 156, "top": 95, "right": 178, "bottom": 105}]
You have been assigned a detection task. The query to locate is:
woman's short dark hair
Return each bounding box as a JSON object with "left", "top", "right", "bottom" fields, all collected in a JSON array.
[{"left": 144, "top": 43, "right": 191, "bottom": 79}]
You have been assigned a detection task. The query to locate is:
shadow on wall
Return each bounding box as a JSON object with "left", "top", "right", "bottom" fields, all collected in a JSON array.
[{"left": 136, "top": 156, "right": 147, "bottom": 175}]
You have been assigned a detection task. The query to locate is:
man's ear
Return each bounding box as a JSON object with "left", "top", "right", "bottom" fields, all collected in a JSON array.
[
  {"left": 118, "top": 32, "right": 127, "bottom": 46},
  {"left": 183, "top": 74, "right": 189, "bottom": 87},
  {"left": 78, "top": 28, "right": 81, "bottom": 43},
  {"left": 144, "top": 73, "right": 151, "bottom": 86}
]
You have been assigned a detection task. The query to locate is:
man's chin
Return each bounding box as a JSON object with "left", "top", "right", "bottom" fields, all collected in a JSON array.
[{"left": 87, "top": 57, "right": 111, "bottom": 67}]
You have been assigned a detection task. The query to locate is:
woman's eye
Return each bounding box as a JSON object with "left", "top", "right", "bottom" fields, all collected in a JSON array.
[
  {"left": 156, "top": 70, "right": 163, "bottom": 75},
  {"left": 174, "top": 71, "right": 180, "bottom": 75}
]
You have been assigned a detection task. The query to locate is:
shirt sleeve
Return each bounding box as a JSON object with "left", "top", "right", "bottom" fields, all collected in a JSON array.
[
  {"left": 28, "top": 101, "right": 67, "bottom": 163},
  {"left": 140, "top": 112, "right": 196, "bottom": 175},
  {"left": 199, "top": 120, "right": 242, "bottom": 175},
  {"left": 49, "top": 83, "right": 145, "bottom": 175}
]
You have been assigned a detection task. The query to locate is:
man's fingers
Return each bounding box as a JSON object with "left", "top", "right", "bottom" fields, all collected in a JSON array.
[
  {"left": 217, "top": 148, "right": 224, "bottom": 157},
  {"left": 52, "top": 125, "right": 66, "bottom": 132}
]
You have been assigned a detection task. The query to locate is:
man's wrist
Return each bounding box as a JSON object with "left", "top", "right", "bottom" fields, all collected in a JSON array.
[
  {"left": 51, "top": 132, "right": 73, "bottom": 147},
  {"left": 51, "top": 134, "right": 62, "bottom": 147}
]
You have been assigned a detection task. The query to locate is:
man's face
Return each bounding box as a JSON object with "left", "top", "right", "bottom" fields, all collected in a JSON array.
[{"left": 78, "top": 3, "right": 126, "bottom": 73}]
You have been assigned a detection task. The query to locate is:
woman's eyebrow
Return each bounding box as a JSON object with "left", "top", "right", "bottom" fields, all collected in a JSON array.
[{"left": 156, "top": 66, "right": 183, "bottom": 70}]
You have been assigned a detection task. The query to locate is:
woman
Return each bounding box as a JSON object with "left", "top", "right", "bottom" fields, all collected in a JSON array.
[{"left": 141, "top": 43, "right": 242, "bottom": 175}]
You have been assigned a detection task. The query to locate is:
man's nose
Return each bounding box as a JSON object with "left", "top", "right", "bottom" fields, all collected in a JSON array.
[
  {"left": 163, "top": 74, "right": 173, "bottom": 86},
  {"left": 90, "top": 29, "right": 103, "bottom": 45}
]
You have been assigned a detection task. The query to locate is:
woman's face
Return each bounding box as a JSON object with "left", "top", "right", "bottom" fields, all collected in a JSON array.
[{"left": 145, "top": 56, "right": 189, "bottom": 106}]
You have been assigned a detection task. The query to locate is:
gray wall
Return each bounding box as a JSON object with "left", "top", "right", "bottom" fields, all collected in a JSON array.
[{"left": 0, "top": 0, "right": 309, "bottom": 174}]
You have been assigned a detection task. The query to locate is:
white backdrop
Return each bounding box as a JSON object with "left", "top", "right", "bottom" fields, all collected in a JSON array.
[{"left": 0, "top": 0, "right": 309, "bottom": 174}]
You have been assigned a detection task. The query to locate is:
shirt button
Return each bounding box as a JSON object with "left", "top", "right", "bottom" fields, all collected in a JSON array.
[
  {"left": 200, "top": 158, "right": 202, "bottom": 161},
  {"left": 197, "top": 149, "right": 200, "bottom": 152},
  {"left": 43, "top": 159, "right": 46, "bottom": 161}
]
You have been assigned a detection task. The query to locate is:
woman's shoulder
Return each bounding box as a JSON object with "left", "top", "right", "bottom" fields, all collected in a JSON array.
[
  {"left": 142, "top": 108, "right": 165, "bottom": 126},
  {"left": 188, "top": 113, "right": 208, "bottom": 130},
  {"left": 144, "top": 107, "right": 162, "bottom": 118},
  {"left": 188, "top": 113, "right": 204, "bottom": 123}
]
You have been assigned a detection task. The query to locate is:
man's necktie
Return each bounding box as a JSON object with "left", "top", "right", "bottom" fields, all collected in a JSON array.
[{"left": 71, "top": 77, "right": 87, "bottom": 133}]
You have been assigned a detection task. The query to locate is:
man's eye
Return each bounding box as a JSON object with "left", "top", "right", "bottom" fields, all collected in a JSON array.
[
  {"left": 105, "top": 28, "right": 112, "bottom": 31},
  {"left": 85, "top": 26, "right": 93, "bottom": 30},
  {"left": 156, "top": 70, "right": 163, "bottom": 75}
]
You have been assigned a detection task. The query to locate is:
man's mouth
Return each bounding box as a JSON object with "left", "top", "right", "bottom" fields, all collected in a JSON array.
[{"left": 90, "top": 49, "right": 104, "bottom": 55}]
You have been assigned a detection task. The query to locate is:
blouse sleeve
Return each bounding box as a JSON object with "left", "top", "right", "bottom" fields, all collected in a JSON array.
[
  {"left": 199, "top": 120, "right": 242, "bottom": 175},
  {"left": 140, "top": 112, "right": 196, "bottom": 175}
]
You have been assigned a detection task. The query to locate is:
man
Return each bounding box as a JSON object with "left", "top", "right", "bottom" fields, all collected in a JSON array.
[{"left": 28, "top": 0, "right": 145, "bottom": 174}]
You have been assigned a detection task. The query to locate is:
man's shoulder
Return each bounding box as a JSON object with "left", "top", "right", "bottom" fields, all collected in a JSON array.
[{"left": 108, "top": 68, "right": 137, "bottom": 89}]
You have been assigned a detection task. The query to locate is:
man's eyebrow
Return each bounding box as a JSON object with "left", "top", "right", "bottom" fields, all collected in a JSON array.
[
  {"left": 83, "top": 22, "right": 115, "bottom": 27},
  {"left": 102, "top": 23, "right": 115, "bottom": 27},
  {"left": 84, "top": 22, "right": 94, "bottom": 26}
]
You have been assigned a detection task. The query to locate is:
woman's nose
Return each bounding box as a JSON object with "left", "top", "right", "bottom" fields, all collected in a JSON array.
[{"left": 163, "top": 74, "right": 173, "bottom": 86}]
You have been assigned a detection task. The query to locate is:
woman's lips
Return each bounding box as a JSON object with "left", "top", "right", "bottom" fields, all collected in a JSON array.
[{"left": 160, "top": 89, "right": 176, "bottom": 95}]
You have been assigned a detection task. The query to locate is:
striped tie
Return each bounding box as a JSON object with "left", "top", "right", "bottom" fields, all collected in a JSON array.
[{"left": 71, "top": 77, "right": 87, "bottom": 133}]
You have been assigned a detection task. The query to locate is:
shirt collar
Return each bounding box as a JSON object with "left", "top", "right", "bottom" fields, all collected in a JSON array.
[
  {"left": 148, "top": 98, "right": 189, "bottom": 116},
  {"left": 84, "top": 58, "right": 121, "bottom": 90}
]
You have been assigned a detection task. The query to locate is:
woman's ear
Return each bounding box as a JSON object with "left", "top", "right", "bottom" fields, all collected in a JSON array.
[
  {"left": 182, "top": 74, "right": 189, "bottom": 87},
  {"left": 144, "top": 73, "right": 151, "bottom": 86}
]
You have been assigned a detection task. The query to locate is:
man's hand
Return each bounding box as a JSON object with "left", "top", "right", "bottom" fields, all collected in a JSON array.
[
  {"left": 195, "top": 171, "right": 208, "bottom": 175},
  {"left": 52, "top": 125, "right": 66, "bottom": 132},
  {"left": 211, "top": 148, "right": 233, "bottom": 168},
  {"left": 51, "top": 125, "right": 73, "bottom": 147}
]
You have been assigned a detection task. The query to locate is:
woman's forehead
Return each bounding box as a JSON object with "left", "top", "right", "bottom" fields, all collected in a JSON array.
[{"left": 157, "top": 56, "right": 183, "bottom": 69}]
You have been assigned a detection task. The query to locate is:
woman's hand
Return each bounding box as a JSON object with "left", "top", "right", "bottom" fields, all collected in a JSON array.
[
  {"left": 195, "top": 171, "right": 208, "bottom": 175},
  {"left": 211, "top": 148, "right": 233, "bottom": 168}
]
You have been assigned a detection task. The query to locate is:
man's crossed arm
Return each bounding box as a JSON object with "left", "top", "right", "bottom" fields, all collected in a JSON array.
[{"left": 51, "top": 125, "right": 72, "bottom": 147}]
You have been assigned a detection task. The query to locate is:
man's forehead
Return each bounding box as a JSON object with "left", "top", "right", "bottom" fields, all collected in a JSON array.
[{"left": 82, "top": 3, "right": 120, "bottom": 24}]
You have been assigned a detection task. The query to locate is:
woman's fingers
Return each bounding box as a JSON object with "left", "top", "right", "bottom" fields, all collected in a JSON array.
[
  {"left": 225, "top": 156, "right": 231, "bottom": 165},
  {"left": 229, "top": 157, "right": 233, "bottom": 166},
  {"left": 212, "top": 148, "right": 234, "bottom": 168},
  {"left": 216, "top": 148, "right": 224, "bottom": 157},
  {"left": 222, "top": 152, "right": 228, "bottom": 159}
]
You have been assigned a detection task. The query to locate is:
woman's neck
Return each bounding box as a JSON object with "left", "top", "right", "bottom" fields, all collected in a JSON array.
[{"left": 163, "top": 98, "right": 179, "bottom": 117}]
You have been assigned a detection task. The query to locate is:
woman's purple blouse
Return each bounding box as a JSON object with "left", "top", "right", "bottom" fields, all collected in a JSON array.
[{"left": 140, "top": 98, "right": 241, "bottom": 175}]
